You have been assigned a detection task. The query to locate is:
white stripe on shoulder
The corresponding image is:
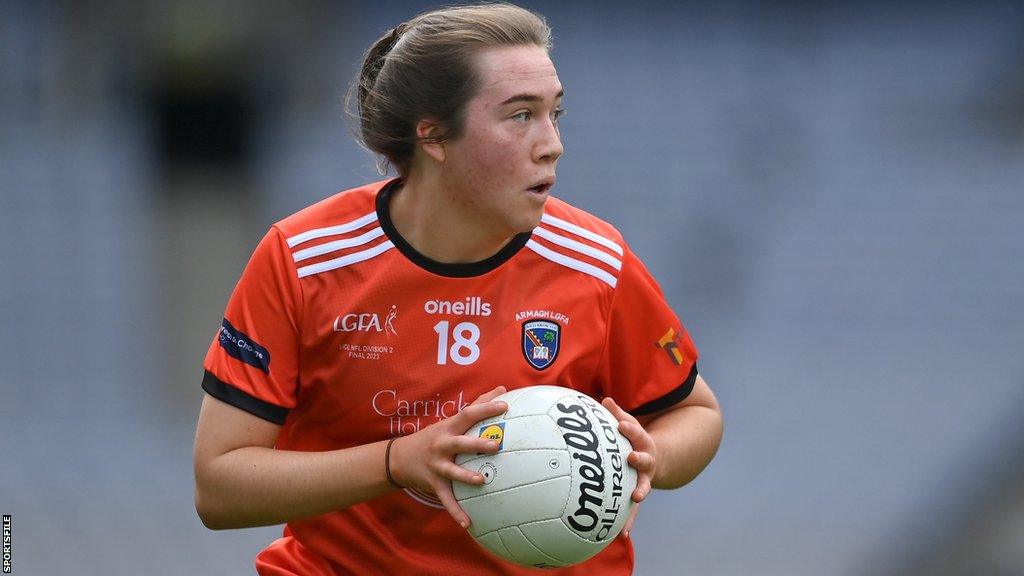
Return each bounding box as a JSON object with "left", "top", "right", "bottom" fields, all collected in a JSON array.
[
  {"left": 292, "top": 227, "right": 385, "bottom": 263},
  {"left": 286, "top": 211, "right": 378, "bottom": 248},
  {"left": 296, "top": 240, "right": 394, "bottom": 278},
  {"left": 540, "top": 213, "right": 623, "bottom": 256},
  {"left": 526, "top": 239, "right": 617, "bottom": 288},
  {"left": 533, "top": 226, "right": 622, "bottom": 271}
]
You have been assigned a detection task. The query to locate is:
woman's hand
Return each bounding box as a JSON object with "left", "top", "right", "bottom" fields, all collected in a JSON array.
[
  {"left": 389, "top": 386, "right": 509, "bottom": 528},
  {"left": 602, "top": 396, "right": 657, "bottom": 537}
]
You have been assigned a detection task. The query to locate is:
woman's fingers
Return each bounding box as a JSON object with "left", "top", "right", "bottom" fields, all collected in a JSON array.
[
  {"left": 617, "top": 421, "right": 653, "bottom": 454},
  {"left": 602, "top": 396, "right": 657, "bottom": 504},
  {"left": 628, "top": 448, "right": 656, "bottom": 473},
  {"left": 450, "top": 386, "right": 508, "bottom": 434},
  {"left": 433, "top": 480, "right": 473, "bottom": 529},
  {"left": 622, "top": 502, "right": 640, "bottom": 537},
  {"left": 445, "top": 434, "right": 501, "bottom": 456},
  {"left": 602, "top": 396, "right": 640, "bottom": 426},
  {"left": 392, "top": 387, "right": 510, "bottom": 530},
  {"left": 471, "top": 385, "right": 507, "bottom": 404},
  {"left": 451, "top": 399, "right": 508, "bottom": 432},
  {"left": 629, "top": 454, "right": 653, "bottom": 501},
  {"left": 435, "top": 460, "right": 486, "bottom": 486}
]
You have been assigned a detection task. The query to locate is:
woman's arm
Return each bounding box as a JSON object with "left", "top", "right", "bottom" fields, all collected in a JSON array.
[
  {"left": 637, "top": 374, "right": 723, "bottom": 489},
  {"left": 602, "top": 375, "right": 723, "bottom": 534},
  {"left": 193, "top": 387, "right": 509, "bottom": 530}
]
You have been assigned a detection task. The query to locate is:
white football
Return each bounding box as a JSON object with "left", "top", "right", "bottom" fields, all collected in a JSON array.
[{"left": 454, "top": 385, "right": 637, "bottom": 569}]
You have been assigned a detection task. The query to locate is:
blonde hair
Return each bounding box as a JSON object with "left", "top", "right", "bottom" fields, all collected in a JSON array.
[{"left": 349, "top": 3, "right": 552, "bottom": 176}]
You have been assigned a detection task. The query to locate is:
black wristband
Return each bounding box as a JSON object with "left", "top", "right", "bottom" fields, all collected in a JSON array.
[{"left": 385, "top": 437, "right": 403, "bottom": 489}]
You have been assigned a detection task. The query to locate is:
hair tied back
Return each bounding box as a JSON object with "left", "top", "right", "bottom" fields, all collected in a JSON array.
[
  {"left": 349, "top": 4, "right": 552, "bottom": 176},
  {"left": 388, "top": 23, "right": 409, "bottom": 51}
]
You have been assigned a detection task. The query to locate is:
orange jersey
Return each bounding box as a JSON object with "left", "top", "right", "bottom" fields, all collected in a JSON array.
[{"left": 202, "top": 179, "right": 699, "bottom": 575}]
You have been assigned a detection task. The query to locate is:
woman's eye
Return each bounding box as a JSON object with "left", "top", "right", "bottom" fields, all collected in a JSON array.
[
  {"left": 513, "top": 110, "right": 532, "bottom": 122},
  {"left": 552, "top": 107, "right": 566, "bottom": 123}
]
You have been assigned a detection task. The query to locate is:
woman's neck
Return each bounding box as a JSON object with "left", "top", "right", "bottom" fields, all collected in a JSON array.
[{"left": 388, "top": 172, "right": 516, "bottom": 264}]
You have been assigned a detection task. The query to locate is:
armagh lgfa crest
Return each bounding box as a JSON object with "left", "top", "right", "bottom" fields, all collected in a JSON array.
[{"left": 522, "top": 320, "right": 560, "bottom": 370}]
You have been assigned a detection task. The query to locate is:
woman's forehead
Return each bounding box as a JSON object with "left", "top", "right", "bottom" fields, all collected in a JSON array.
[{"left": 473, "top": 45, "right": 562, "bottom": 101}]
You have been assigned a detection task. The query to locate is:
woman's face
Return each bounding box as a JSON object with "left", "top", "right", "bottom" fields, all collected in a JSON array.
[{"left": 440, "top": 44, "right": 564, "bottom": 238}]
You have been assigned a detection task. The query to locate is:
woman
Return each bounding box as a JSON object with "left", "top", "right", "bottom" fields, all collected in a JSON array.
[{"left": 193, "top": 3, "right": 722, "bottom": 574}]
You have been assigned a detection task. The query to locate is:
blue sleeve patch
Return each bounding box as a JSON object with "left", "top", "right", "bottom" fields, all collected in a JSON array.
[{"left": 217, "top": 318, "right": 271, "bottom": 374}]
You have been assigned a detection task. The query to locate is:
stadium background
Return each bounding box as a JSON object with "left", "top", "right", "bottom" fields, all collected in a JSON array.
[{"left": 2, "top": 0, "right": 1023, "bottom": 574}]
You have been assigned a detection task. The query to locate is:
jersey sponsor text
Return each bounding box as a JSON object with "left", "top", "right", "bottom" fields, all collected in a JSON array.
[
  {"left": 423, "top": 297, "right": 491, "bottom": 317},
  {"left": 372, "top": 388, "right": 470, "bottom": 435}
]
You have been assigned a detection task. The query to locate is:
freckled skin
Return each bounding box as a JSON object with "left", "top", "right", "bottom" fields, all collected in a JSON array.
[
  {"left": 441, "top": 45, "right": 565, "bottom": 241},
  {"left": 389, "top": 45, "right": 565, "bottom": 264}
]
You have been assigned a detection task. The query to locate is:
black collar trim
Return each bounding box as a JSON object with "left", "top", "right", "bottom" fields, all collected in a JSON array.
[{"left": 375, "top": 179, "right": 532, "bottom": 278}]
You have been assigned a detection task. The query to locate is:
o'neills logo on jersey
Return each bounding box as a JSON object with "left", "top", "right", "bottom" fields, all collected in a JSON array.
[
  {"left": 333, "top": 304, "right": 398, "bottom": 335},
  {"left": 423, "top": 297, "right": 491, "bottom": 317},
  {"left": 554, "top": 395, "right": 626, "bottom": 542}
]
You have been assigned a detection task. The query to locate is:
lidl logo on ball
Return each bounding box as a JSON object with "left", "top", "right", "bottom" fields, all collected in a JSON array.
[
  {"left": 522, "top": 320, "right": 560, "bottom": 370},
  {"left": 479, "top": 422, "right": 506, "bottom": 451}
]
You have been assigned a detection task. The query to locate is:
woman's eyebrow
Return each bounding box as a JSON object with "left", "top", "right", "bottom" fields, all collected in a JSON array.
[{"left": 500, "top": 89, "right": 564, "bottom": 105}]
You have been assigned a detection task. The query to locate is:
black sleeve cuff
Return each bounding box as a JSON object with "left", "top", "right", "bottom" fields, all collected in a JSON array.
[
  {"left": 201, "top": 370, "right": 290, "bottom": 425},
  {"left": 629, "top": 363, "right": 698, "bottom": 417}
]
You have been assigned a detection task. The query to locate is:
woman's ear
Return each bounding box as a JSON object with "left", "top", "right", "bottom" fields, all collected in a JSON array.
[{"left": 416, "top": 119, "right": 446, "bottom": 164}]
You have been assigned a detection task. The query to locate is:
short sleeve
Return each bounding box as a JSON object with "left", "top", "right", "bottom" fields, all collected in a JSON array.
[
  {"left": 594, "top": 245, "right": 699, "bottom": 416},
  {"left": 202, "top": 226, "right": 302, "bottom": 424}
]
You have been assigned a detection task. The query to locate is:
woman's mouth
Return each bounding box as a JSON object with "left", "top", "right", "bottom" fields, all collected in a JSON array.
[{"left": 527, "top": 179, "right": 554, "bottom": 194}]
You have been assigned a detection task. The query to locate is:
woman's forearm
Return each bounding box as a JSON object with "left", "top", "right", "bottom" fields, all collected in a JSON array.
[
  {"left": 195, "top": 441, "right": 392, "bottom": 530},
  {"left": 647, "top": 404, "right": 723, "bottom": 489}
]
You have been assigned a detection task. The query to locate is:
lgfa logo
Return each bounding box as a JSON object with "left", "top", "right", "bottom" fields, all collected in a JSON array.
[{"left": 334, "top": 305, "right": 398, "bottom": 335}]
